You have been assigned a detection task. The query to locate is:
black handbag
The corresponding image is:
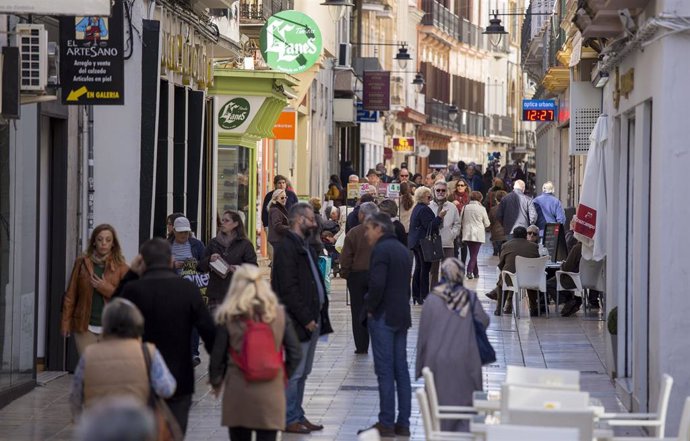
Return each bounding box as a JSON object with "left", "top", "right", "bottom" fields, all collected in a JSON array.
[
  {"left": 470, "top": 295, "right": 496, "bottom": 365},
  {"left": 420, "top": 222, "right": 443, "bottom": 262}
]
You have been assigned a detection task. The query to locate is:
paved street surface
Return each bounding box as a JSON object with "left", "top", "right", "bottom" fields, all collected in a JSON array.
[{"left": 0, "top": 244, "right": 636, "bottom": 440}]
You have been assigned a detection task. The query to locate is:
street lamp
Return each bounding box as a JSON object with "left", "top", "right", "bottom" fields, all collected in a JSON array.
[
  {"left": 320, "top": 0, "right": 354, "bottom": 21},
  {"left": 394, "top": 44, "right": 411, "bottom": 70},
  {"left": 412, "top": 72, "right": 425, "bottom": 93},
  {"left": 483, "top": 10, "right": 508, "bottom": 47},
  {"left": 448, "top": 103, "right": 459, "bottom": 122}
]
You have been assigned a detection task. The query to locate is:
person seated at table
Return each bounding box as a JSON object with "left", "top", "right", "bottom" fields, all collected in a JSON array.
[
  {"left": 485, "top": 227, "right": 540, "bottom": 316},
  {"left": 526, "top": 225, "right": 540, "bottom": 243}
]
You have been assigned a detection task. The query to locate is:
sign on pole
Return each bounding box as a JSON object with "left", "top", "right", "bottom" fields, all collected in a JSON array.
[
  {"left": 260, "top": 10, "right": 322, "bottom": 74},
  {"left": 356, "top": 102, "right": 378, "bottom": 123},
  {"left": 60, "top": 0, "right": 124, "bottom": 105},
  {"left": 363, "top": 71, "right": 390, "bottom": 111}
]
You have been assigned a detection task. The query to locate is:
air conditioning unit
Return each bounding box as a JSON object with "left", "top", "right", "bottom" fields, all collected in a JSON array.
[
  {"left": 569, "top": 81, "right": 601, "bottom": 155},
  {"left": 338, "top": 43, "right": 351, "bottom": 67},
  {"left": 17, "top": 24, "right": 48, "bottom": 92}
]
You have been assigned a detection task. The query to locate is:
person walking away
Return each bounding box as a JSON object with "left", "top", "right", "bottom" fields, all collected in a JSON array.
[
  {"left": 325, "top": 174, "right": 344, "bottom": 207},
  {"left": 199, "top": 210, "right": 257, "bottom": 315},
  {"left": 450, "top": 178, "right": 471, "bottom": 263},
  {"left": 488, "top": 191, "right": 508, "bottom": 256},
  {"left": 340, "top": 202, "right": 379, "bottom": 354},
  {"left": 267, "top": 189, "right": 290, "bottom": 250},
  {"left": 429, "top": 180, "right": 461, "bottom": 287},
  {"left": 496, "top": 179, "right": 537, "bottom": 236},
  {"left": 461, "top": 192, "right": 491, "bottom": 279},
  {"left": 271, "top": 203, "right": 333, "bottom": 434},
  {"left": 398, "top": 182, "right": 415, "bottom": 232},
  {"left": 169, "top": 215, "right": 206, "bottom": 366},
  {"left": 532, "top": 181, "right": 566, "bottom": 233},
  {"left": 75, "top": 396, "right": 157, "bottom": 441},
  {"left": 209, "top": 265, "right": 302, "bottom": 441},
  {"left": 358, "top": 213, "right": 414, "bottom": 438},
  {"left": 70, "top": 298, "right": 176, "bottom": 418},
  {"left": 415, "top": 258, "right": 489, "bottom": 431},
  {"left": 378, "top": 199, "right": 407, "bottom": 245},
  {"left": 346, "top": 193, "right": 376, "bottom": 232},
  {"left": 119, "top": 238, "right": 216, "bottom": 434},
  {"left": 484, "top": 178, "right": 505, "bottom": 212},
  {"left": 408, "top": 187, "right": 446, "bottom": 305},
  {"left": 62, "top": 224, "right": 129, "bottom": 354}
]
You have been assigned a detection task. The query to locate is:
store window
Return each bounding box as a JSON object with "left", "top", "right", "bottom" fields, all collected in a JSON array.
[{"left": 217, "top": 145, "right": 251, "bottom": 232}]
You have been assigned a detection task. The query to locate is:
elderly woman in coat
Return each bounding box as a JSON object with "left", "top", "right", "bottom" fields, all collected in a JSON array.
[
  {"left": 461, "top": 191, "right": 491, "bottom": 279},
  {"left": 415, "top": 258, "right": 490, "bottom": 432}
]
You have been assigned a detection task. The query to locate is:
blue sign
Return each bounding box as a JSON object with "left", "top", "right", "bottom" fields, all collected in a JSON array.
[
  {"left": 356, "top": 102, "right": 378, "bottom": 123},
  {"left": 522, "top": 99, "right": 557, "bottom": 122}
]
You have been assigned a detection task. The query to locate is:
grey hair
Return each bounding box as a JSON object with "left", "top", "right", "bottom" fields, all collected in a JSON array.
[
  {"left": 288, "top": 202, "right": 314, "bottom": 225},
  {"left": 364, "top": 212, "right": 395, "bottom": 235},
  {"left": 76, "top": 396, "right": 156, "bottom": 441},
  {"left": 102, "top": 298, "right": 145, "bottom": 339},
  {"left": 542, "top": 181, "right": 555, "bottom": 194},
  {"left": 513, "top": 179, "right": 525, "bottom": 191},
  {"left": 378, "top": 199, "right": 398, "bottom": 218},
  {"left": 359, "top": 201, "right": 379, "bottom": 218}
]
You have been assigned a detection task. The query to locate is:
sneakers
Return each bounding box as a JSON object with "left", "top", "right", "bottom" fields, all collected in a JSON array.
[{"left": 357, "top": 422, "right": 395, "bottom": 438}]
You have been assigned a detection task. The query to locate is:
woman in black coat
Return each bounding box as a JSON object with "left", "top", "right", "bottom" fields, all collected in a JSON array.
[
  {"left": 198, "top": 210, "right": 257, "bottom": 313},
  {"left": 408, "top": 187, "right": 446, "bottom": 305}
]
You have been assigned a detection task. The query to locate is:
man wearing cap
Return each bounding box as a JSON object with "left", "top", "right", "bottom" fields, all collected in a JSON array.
[
  {"left": 169, "top": 216, "right": 207, "bottom": 367},
  {"left": 366, "top": 169, "right": 381, "bottom": 188}
]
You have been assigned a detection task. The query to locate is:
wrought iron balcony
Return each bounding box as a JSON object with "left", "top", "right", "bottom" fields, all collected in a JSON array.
[
  {"left": 426, "top": 99, "right": 489, "bottom": 137},
  {"left": 490, "top": 115, "right": 514, "bottom": 139},
  {"left": 239, "top": 0, "right": 293, "bottom": 23},
  {"left": 421, "top": 0, "right": 460, "bottom": 40}
]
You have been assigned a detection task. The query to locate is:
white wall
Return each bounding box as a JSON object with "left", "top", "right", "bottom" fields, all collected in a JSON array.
[{"left": 91, "top": 1, "right": 145, "bottom": 260}]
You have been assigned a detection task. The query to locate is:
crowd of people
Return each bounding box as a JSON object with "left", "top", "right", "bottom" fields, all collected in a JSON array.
[{"left": 60, "top": 158, "right": 590, "bottom": 440}]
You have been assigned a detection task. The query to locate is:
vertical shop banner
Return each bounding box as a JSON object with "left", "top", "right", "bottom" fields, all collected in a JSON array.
[
  {"left": 60, "top": 0, "right": 124, "bottom": 105},
  {"left": 363, "top": 71, "right": 390, "bottom": 111}
]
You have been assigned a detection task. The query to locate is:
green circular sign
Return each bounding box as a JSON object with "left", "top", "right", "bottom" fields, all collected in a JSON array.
[
  {"left": 218, "top": 98, "right": 250, "bottom": 130},
  {"left": 260, "top": 10, "right": 322, "bottom": 74}
]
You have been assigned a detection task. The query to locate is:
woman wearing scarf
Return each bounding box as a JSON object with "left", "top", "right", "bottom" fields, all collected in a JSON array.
[
  {"left": 415, "top": 258, "right": 489, "bottom": 432},
  {"left": 62, "top": 224, "right": 130, "bottom": 354},
  {"left": 199, "top": 210, "right": 258, "bottom": 314},
  {"left": 451, "top": 178, "right": 471, "bottom": 264}
]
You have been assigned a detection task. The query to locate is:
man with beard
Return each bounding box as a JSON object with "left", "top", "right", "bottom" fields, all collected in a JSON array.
[{"left": 271, "top": 203, "right": 333, "bottom": 434}]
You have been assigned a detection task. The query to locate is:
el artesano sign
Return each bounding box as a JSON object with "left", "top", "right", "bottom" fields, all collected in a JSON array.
[
  {"left": 260, "top": 10, "right": 322, "bottom": 74},
  {"left": 215, "top": 96, "right": 266, "bottom": 133}
]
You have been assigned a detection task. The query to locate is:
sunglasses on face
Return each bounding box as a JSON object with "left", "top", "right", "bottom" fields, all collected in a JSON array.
[
  {"left": 400, "top": 175, "right": 409, "bottom": 178},
  {"left": 527, "top": 232, "right": 537, "bottom": 236},
  {"left": 435, "top": 189, "right": 447, "bottom": 193},
  {"left": 458, "top": 183, "right": 467, "bottom": 187}
]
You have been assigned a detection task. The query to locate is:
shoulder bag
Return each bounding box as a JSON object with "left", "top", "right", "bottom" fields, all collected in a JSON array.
[
  {"left": 142, "top": 343, "right": 184, "bottom": 441},
  {"left": 470, "top": 294, "right": 496, "bottom": 365},
  {"left": 420, "top": 220, "right": 443, "bottom": 262}
]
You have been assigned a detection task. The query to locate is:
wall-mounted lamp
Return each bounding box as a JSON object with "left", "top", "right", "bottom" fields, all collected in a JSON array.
[
  {"left": 320, "top": 0, "right": 354, "bottom": 21},
  {"left": 448, "top": 103, "right": 459, "bottom": 122},
  {"left": 394, "top": 44, "right": 411, "bottom": 70},
  {"left": 483, "top": 10, "right": 508, "bottom": 47},
  {"left": 412, "top": 72, "right": 425, "bottom": 93}
]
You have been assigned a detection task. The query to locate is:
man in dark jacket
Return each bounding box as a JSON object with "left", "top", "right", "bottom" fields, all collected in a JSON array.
[
  {"left": 271, "top": 203, "right": 332, "bottom": 434},
  {"left": 493, "top": 226, "right": 540, "bottom": 316},
  {"left": 358, "top": 213, "right": 413, "bottom": 438},
  {"left": 118, "top": 238, "right": 215, "bottom": 434},
  {"left": 497, "top": 179, "right": 537, "bottom": 235},
  {"left": 346, "top": 193, "right": 376, "bottom": 233}
]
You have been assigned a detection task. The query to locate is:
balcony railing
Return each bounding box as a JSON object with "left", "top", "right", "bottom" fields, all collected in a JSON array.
[
  {"left": 491, "top": 115, "right": 514, "bottom": 138},
  {"left": 426, "top": 99, "right": 489, "bottom": 137},
  {"left": 421, "top": 0, "right": 460, "bottom": 39},
  {"left": 239, "top": 0, "right": 293, "bottom": 23},
  {"left": 426, "top": 99, "right": 457, "bottom": 131}
]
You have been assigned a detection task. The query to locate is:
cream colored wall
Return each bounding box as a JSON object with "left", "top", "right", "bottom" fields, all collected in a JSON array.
[{"left": 293, "top": 0, "right": 337, "bottom": 56}]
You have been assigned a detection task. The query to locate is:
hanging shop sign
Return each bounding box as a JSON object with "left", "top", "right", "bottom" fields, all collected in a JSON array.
[
  {"left": 417, "top": 144, "right": 430, "bottom": 158},
  {"left": 216, "top": 95, "right": 267, "bottom": 133},
  {"left": 260, "top": 10, "right": 322, "bottom": 74},
  {"left": 393, "top": 137, "right": 415, "bottom": 152},
  {"left": 356, "top": 102, "right": 378, "bottom": 123},
  {"left": 522, "top": 99, "right": 557, "bottom": 122},
  {"left": 0, "top": 0, "right": 110, "bottom": 15},
  {"left": 363, "top": 71, "right": 390, "bottom": 111},
  {"left": 272, "top": 111, "right": 297, "bottom": 140},
  {"left": 59, "top": 0, "right": 124, "bottom": 105}
]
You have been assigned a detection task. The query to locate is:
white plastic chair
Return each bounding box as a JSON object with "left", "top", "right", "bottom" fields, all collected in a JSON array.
[
  {"left": 422, "top": 367, "right": 476, "bottom": 431},
  {"left": 486, "top": 424, "right": 579, "bottom": 441},
  {"left": 601, "top": 374, "right": 674, "bottom": 437},
  {"left": 415, "top": 389, "right": 475, "bottom": 440},
  {"left": 505, "top": 365, "right": 580, "bottom": 391},
  {"left": 357, "top": 428, "right": 381, "bottom": 441},
  {"left": 501, "top": 384, "right": 590, "bottom": 417},
  {"left": 503, "top": 408, "right": 594, "bottom": 441},
  {"left": 556, "top": 258, "right": 605, "bottom": 315},
  {"left": 502, "top": 256, "right": 549, "bottom": 318},
  {"left": 611, "top": 396, "right": 690, "bottom": 441}
]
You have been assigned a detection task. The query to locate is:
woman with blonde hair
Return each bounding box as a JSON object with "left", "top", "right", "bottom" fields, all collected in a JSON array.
[
  {"left": 209, "top": 265, "right": 302, "bottom": 441},
  {"left": 62, "top": 224, "right": 130, "bottom": 354},
  {"left": 267, "top": 189, "right": 290, "bottom": 248}
]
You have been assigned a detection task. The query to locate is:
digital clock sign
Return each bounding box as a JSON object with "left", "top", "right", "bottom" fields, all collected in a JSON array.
[{"left": 522, "top": 99, "right": 557, "bottom": 122}]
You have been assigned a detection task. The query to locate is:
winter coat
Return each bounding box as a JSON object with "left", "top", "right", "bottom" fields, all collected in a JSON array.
[
  {"left": 209, "top": 307, "right": 302, "bottom": 430},
  {"left": 415, "top": 292, "right": 489, "bottom": 431},
  {"left": 198, "top": 236, "right": 258, "bottom": 302},
  {"left": 261, "top": 189, "right": 298, "bottom": 228},
  {"left": 267, "top": 204, "right": 290, "bottom": 245},
  {"left": 498, "top": 238, "right": 540, "bottom": 273},
  {"left": 451, "top": 190, "right": 470, "bottom": 215},
  {"left": 407, "top": 203, "right": 442, "bottom": 250},
  {"left": 430, "top": 200, "right": 461, "bottom": 248},
  {"left": 61, "top": 255, "right": 129, "bottom": 334},
  {"left": 461, "top": 201, "right": 491, "bottom": 243},
  {"left": 366, "top": 233, "right": 413, "bottom": 330},
  {"left": 168, "top": 236, "right": 205, "bottom": 261},
  {"left": 119, "top": 267, "right": 216, "bottom": 397},
  {"left": 271, "top": 232, "right": 333, "bottom": 342},
  {"left": 496, "top": 189, "right": 537, "bottom": 234},
  {"left": 488, "top": 205, "right": 507, "bottom": 242},
  {"left": 399, "top": 202, "right": 414, "bottom": 232}
]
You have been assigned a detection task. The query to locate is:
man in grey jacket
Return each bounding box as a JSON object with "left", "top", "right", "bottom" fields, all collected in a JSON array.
[
  {"left": 497, "top": 179, "right": 537, "bottom": 236},
  {"left": 429, "top": 180, "right": 461, "bottom": 287}
]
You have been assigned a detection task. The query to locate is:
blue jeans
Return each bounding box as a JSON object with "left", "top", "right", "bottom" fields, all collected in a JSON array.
[
  {"left": 368, "top": 314, "right": 411, "bottom": 428},
  {"left": 286, "top": 321, "right": 320, "bottom": 425}
]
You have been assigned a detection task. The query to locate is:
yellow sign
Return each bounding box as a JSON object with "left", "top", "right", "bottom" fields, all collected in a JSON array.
[{"left": 393, "top": 137, "right": 415, "bottom": 152}]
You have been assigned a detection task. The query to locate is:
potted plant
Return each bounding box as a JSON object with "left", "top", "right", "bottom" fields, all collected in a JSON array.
[{"left": 607, "top": 306, "right": 618, "bottom": 378}]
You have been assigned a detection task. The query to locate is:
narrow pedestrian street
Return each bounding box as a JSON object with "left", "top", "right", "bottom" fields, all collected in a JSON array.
[{"left": 0, "top": 244, "right": 634, "bottom": 441}]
